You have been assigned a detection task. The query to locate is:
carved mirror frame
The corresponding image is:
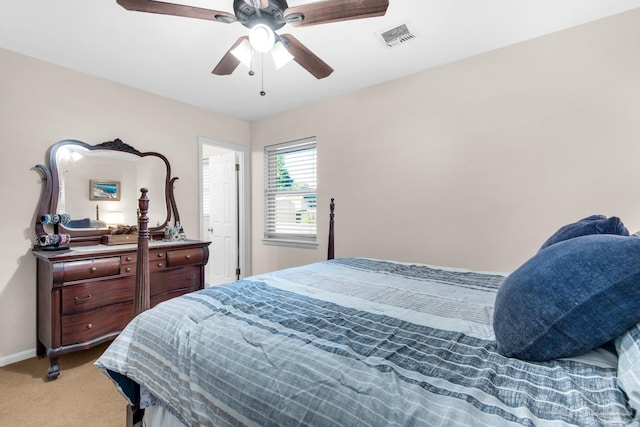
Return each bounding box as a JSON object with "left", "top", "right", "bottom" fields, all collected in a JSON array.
[{"left": 34, "top": 138, "right": 179, "bottom": 246}]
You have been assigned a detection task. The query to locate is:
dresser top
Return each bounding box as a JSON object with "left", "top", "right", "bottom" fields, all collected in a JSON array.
[{"left": 32, "top": 239, "right": 211, "bottom": 262}]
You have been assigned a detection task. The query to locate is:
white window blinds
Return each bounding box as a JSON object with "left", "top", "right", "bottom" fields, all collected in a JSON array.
[{"left": 264, "top": 138, "right": 317, "bottom": 245}]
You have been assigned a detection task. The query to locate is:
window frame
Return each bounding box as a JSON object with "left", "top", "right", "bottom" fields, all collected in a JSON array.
[{"left": 263, "top": 137, "right": 318, "bottom": 248}]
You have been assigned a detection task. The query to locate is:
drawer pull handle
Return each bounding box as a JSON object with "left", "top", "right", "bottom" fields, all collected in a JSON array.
[
  {"left": 87, "top": 323, "right": 93, "bottom": 329},
  {"left": 157, "top": 253, "right": 164, "bottom": 258},
  {"left": 185, "top": 254, "right": 191, "bottom": 259},
  {"left": 126, "top": 256, "right": 132, "bottom": 262},
  {"left": 75, "top": 295, "right": 92, "bottom": 303},
  {"left": 125, "top": 267, "right": 132, "bottom": 273},
  {"left": 186, "top": 274, "right": 197, "bottom": 279},
  {"left": 157, "top": 262, "right": 164, "bottom": 268},
  {"left": 90, "top": 267, "right": 97, "bottom": 273}
]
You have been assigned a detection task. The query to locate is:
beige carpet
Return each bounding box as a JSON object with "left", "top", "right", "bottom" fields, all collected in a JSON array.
[{"left": 0, "top": 342, "right": 125, "bottom": 427}]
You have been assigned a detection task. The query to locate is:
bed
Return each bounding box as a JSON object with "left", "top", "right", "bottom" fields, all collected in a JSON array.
[{"left": 96, "top": 191, "right": 640, "bottom": 426}]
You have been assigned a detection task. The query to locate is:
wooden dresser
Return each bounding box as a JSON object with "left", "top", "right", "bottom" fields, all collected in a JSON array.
[{"left": 33, "top": 239, "right": 210, "bottom": 380}]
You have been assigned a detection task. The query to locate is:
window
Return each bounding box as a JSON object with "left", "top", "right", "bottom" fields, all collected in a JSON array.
[{"left": 264, "top": 137, "right": 317, "bottom": 246}]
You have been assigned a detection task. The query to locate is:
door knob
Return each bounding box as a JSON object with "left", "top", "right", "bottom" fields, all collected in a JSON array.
[{"left": 207, "top": 227, "right": 214, "bottom": 233}]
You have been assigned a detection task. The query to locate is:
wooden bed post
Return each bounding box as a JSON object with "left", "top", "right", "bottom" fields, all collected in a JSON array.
[
  {"left": 134, "top": 188, "right": 150, "bottom": 315},
  {"left": 328, "top": 198, "right": 335, "bottom": 260},
  {"left": 127, "top": 188, "right": 152, "bottom": 427}
]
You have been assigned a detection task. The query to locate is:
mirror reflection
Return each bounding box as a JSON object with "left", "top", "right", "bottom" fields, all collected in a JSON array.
[
  {"left": 34, "top": 138, "right": 176, "bottom": 246},
  {"left": 55, "top": 144, "right": 168, "bottom": 229}
]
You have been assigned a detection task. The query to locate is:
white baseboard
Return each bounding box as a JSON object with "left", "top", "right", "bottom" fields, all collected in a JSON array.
[{"left": 0, "top": 347, "right": 37, "bottom": 367}]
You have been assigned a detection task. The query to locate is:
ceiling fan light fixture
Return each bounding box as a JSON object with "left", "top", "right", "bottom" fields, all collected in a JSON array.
[
  {"left": 271, "top": 40, "right": 294, "bottom": 69},
  {"left": 230, "top": 38, "right": 254, "bottom": 68},
  {"left": 249, "top": 23, "right": 275, "bottom": 53}
]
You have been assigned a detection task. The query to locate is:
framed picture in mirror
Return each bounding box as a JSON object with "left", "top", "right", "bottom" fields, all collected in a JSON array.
[{"left": 89, "top": 179, "right": 121, "bottom": 201}]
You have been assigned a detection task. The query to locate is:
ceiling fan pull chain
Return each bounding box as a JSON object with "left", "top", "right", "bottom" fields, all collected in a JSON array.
[
  {"left": 248, "top": 48, "right": 255, "bottom": 76},
  {"left": 260, "top": 52, "right": 266, "bottom": 96}
]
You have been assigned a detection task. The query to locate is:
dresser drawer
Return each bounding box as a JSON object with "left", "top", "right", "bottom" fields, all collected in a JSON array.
[
  {"left": 150, "top": 250, "right": 167, "bottom": 271},
  {"left": 121, "top": 263, "right": 136, "bottom": 275},
  {"left": 63, "top": 257, "right": 121, "bottom": 282},
  {"left": 61, "top": 302, "right": 133, "bottom": 346},
  {"left": 121, "top": 254, "right": 136, "bottom": 265},
  {"left": 167, "top": 248, "right": 205, "bottom": 267},
  {"left": 61, "top": 277, "right": 134, "bottom": 315},
  {"left": 151, "top": 285, "right": 199, "bottom": 307},
  {"left": 151, "top": 265, "right": 201, "bottom": 296},
  {"left": 120, "top": 249, "right": 199, "bottom": 275},
  {"left": 120, "top": 254, "right": 136, "bottom": 275}
]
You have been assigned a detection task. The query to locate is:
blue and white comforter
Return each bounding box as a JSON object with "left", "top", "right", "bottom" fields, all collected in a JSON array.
[{"left": 95, "top": 258, "right": 637, "bottom": 426}]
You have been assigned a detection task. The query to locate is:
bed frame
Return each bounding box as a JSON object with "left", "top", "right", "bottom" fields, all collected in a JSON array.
[{"left": 127, "top": 190, "right": 335, "bottom": 426}]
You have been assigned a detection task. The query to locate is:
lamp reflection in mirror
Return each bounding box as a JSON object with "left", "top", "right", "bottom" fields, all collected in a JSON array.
[
  {"left": 57, "top": 148, "right": 83, "bottom": 162},
  {"left": 103, "top": 211, "right": 124, "bottom": 227}
]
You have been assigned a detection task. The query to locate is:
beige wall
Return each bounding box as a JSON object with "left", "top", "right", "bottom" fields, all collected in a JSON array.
[
  {"left": 250, "top": 9, "right": 640, "bottom": 274},
  {"left": 0, "top": 48, "right": 250, "bottom": 364}
]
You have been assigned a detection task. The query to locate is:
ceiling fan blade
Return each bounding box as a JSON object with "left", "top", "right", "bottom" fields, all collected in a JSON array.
[
  {"left": 212, "top": 36, "right": 248, "bottom": 75},
  {"left": 280, "top": 34, "right": 333, "bottom": 79},
  {"left": 285, "top": 0, "right": 388, "bottom": 27},
  {"left": 116, "top": 0, "right": 236, "bottom": 23}
]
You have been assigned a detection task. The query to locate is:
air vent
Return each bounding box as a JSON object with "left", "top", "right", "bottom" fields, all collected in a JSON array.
[{"left": 379, "top": 23, "right": 416, "bottom": 48}]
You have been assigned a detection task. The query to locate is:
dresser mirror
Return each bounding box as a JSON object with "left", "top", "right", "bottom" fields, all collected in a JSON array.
[{"left": 35, "top": 138, "right": 178, "bottom": 245}]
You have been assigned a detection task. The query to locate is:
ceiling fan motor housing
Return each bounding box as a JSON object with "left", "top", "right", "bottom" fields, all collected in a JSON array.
[{"left": 234, "top": 0, "right": 288, "bottom": 30}]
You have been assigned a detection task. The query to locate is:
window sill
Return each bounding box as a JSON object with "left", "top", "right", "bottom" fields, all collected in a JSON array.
[{"left": 262, "top": 238, "right": 318, "bottom": 249}]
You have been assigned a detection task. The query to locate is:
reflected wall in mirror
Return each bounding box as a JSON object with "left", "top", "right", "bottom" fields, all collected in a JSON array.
[{"left": 34, "top": 138, "right": 179, "bottom": 246}]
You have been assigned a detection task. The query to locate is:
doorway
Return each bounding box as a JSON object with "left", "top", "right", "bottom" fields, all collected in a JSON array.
[{"left": 198, "top": 137, "right": 250, "bottom": 286}]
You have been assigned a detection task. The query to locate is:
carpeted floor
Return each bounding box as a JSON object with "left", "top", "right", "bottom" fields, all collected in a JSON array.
[{"left": 0, "top": 342, "right": 125, "bottom": 426}]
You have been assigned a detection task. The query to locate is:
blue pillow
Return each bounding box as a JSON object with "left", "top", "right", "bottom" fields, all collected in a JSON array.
[
  {"left": 66, "top": 217, "right": 91, "bottom": 228},
  {"left": 539, "top": 215, "right": 628, "bottom": 251},
  {"left": 493, "top": 234, "right": 640, "bottom": 361}
]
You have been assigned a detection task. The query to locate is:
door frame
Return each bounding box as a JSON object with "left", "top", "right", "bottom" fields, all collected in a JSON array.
[{"left": 198, "top": 136, "right": 251, "bottom": 282}]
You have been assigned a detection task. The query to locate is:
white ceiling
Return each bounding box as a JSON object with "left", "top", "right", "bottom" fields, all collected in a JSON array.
[{"left": 2, "top": 1, "right": 640, "bottom": 122}]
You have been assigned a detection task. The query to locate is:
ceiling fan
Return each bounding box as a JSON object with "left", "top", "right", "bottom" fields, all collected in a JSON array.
[{"left": 116, "top": 0, "right": 389, "bottom": 79}]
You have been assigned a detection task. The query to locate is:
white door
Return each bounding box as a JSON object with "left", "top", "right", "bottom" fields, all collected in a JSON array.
[{"left": 207, "top": 152, "right": 239, "bottom": 285}]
